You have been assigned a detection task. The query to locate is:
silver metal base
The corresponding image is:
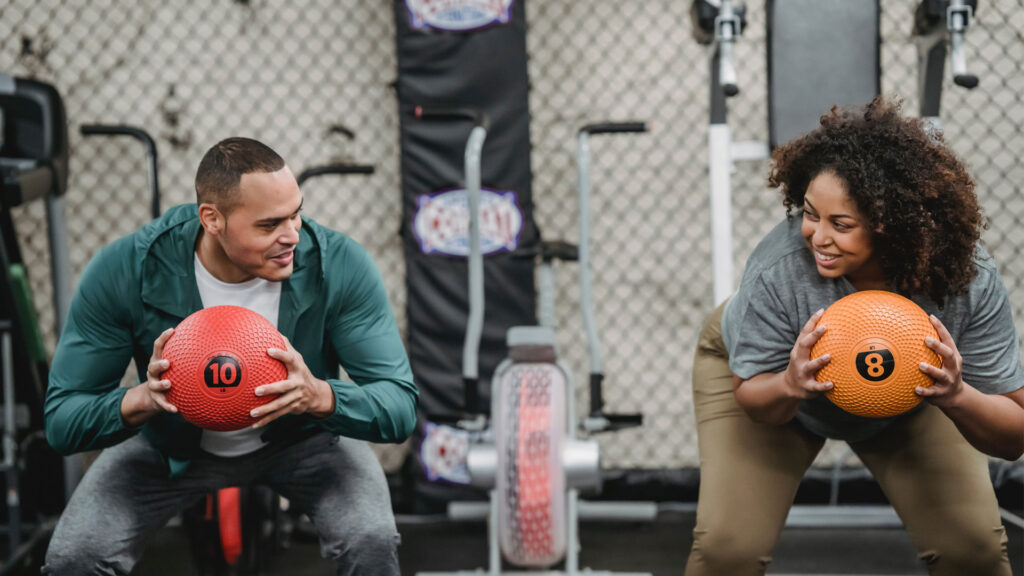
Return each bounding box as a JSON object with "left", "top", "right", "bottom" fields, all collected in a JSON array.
[
  {"left": 785, "top": 504, "right": 1024, "bottom": 530},
  {"left": 785, "top": 505, "right": 903, "bottom": 528},
  {"left": 413, "top": 565, "right": 647, "bottom": 569},
  {"left": 446, "top": 500, "right": 657, "bottom": 523}
]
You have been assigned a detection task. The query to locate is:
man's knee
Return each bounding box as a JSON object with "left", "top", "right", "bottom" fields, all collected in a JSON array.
[
  {"left": 687, "top": 527, "right": 773, "bottom": 575},
  {"left": 44, "top": 537, "right": 131, "bottom": 576},
  {"left": 320, "top": 520, "right": 401, "bottom": 570}
]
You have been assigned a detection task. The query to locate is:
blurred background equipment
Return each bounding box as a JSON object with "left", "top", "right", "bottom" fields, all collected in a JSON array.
[
  {"left": 0, "top": 72, "right": 69, "bottom": 575},
  {"left": 0, "top": 0, "right": 1021, "bottom": 573}
]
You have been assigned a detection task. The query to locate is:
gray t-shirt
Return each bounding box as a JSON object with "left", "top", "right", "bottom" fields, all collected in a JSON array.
[{"left": 722, "top": 217, "right": 1024, "bottom": 442}]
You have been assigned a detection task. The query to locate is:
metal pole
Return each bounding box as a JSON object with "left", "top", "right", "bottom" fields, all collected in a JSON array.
[
  {"left": 715, "top": 0, "right": 739, "bottom": 96},
  {"left": 707, "top": 0, "right": 740, "bottom": 305},
  {"left": 45, "top": 195, "right": 71, "bottom": 337},
  {"left": 2, "top": 328, "right": 21, "bottom": 553},
  {"left": 538, "top": 262, "right": 555, "bottom": 330},
  {"left": 708, "top": 123, "right": 734, "bottom": 305},
  {"left": 577, "top": 133, "right": 601, "bottom": 375},
  {"left": 947, "top": 0, "right": 978, "bottom": 88},
  {"left": 566, "top": 489, "right": 579, "bottom": 575},
  {"left": 488, "top": 490, "right": 499, "bottom": 576},
  {"left": 461, "top": 126, "right": 487, "bottom": 384},
  {"left": 45, "top": 193, "right": 86, "bottom": 501}
]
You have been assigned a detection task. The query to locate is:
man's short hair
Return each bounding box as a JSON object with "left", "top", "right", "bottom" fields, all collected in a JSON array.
[{"left": 195, "top": 137, "right": 286, "bottom": 213}]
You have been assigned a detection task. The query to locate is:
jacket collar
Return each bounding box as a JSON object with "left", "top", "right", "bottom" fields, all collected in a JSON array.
[{"left": 137, "top": 204, "right": 324, "bottom": 333}]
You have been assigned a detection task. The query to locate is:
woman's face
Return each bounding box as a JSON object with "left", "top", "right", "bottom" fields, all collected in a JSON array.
[{"left": 801, "top": 171, "right": 885, "bottom": 290}]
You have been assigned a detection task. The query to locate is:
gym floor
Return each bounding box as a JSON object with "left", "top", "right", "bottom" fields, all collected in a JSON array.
[{"left": 129, "top": 507, "right": 1024, "bottom": 576}]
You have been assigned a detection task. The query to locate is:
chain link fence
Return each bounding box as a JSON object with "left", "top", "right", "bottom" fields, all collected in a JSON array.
[{"left": 0, "top": 0, "right": 1021, "bottom": 474}]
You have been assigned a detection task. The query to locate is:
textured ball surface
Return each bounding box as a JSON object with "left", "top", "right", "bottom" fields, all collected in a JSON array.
[
  {"left": 811, "top": 290, "right": 941, "bottom": 418},
  {"left": 163, "top": 306, "right": 287, "bottom": 431}
]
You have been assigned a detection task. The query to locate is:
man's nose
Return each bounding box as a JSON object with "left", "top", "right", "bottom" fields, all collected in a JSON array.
[{"left": 281, "top": 219, "right": 301, "bottom": 244}]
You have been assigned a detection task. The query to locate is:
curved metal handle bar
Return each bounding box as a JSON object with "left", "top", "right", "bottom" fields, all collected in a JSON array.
[
  {"left": 575, "top": 125, "right": 646, "bottom": 380},
  {"left": 80, "top": 124, "right": 161, "bottom": 218},
  {"left": 579, "top": 122, "right": 648, "bottom": 135},
  {"left": 295, "top": 164, "right": 374, "bottom": 187},
  {"left": 414, "top": 106, "right": 489, "bottom": 415}
]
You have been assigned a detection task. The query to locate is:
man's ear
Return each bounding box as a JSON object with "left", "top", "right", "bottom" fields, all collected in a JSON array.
[{"left": 198, "top": 203, "right": 225, "bottom": 236}]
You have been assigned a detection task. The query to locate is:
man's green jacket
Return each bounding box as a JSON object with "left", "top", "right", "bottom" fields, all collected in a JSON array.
[{"left": 44, "top": 204, "right": 417, "bottom": 476}]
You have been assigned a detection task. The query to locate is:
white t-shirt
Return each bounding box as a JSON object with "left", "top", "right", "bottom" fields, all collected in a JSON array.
[{"left": 194, "top": 254, "right": 283, "bottom": 457}]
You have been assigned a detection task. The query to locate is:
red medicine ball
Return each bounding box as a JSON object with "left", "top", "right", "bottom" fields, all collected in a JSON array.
[{"left": 163, "top": 305, "right": 287, "bottom": 431}]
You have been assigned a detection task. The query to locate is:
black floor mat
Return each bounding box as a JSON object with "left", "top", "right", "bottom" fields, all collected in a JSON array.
[{"left": 125, "top": 508, "right": 1023, "bottom": 576}]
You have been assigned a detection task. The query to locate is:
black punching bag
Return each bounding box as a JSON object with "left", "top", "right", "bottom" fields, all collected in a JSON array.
[{"left": 394, "top": 0, "right": 539, "bottom": 507}]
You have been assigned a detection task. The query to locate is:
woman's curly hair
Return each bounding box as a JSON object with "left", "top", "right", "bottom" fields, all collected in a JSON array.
[{"left": 768, "top": 96, "right": 984, "bottom": 304}]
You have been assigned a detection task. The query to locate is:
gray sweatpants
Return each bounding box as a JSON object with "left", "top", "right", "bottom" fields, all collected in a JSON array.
[{"left": 43, "top": 431, "right": 400, "bottom": 575}]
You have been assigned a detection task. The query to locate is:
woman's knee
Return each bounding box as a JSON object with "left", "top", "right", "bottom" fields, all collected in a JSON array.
[
  {"left": 919, "top": 524, "right": 1010, "bottom": 575},
  {"left": 687, "top": 525, "right": 774, "bottom": 575}
]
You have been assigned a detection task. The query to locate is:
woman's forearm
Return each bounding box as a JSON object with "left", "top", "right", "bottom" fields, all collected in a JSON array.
[
  {"left": 934, "top": 385, "right": 1024, "bottom": 461},
  {"left": 733, "top": 372, "right": 803, "bottom": 425}
]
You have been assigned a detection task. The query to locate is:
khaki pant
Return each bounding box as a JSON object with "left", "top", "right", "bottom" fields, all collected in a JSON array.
[{"left": 684, "top": 302, "right": 1011, "bottom": 576}]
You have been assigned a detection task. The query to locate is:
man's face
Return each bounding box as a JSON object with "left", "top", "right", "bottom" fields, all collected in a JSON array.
[{"left": 214, "top": 167, "right": 303, "bottom": 282}]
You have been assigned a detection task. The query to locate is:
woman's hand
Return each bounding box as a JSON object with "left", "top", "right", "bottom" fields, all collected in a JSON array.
[
  {"left": 915, "top": 315, "right": 964, "bottom": 407},
  {"left": 912, "top": 315, "right": 1024, "bottom": 460},
  {"left": 782, "top": 309, "right": 834, "bottom": 399},
  {"left": 734, "top": 309, "right": 835, "bottom": 425}
]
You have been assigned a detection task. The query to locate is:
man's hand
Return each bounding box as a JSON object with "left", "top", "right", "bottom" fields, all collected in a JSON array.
[
  {"left": 250, "top": 336, "right": 336, "bottom": 428},
  {"left": 121, "top": 328, "right": 177, "bottom": 427}
]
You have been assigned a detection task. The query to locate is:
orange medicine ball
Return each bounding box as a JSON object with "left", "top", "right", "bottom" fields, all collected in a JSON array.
[
  {"left": 163, "top": 305, "right": 287, "bottom": 431},
  {"left": 811, "top": 291, "right": 941, "bottom": 418}
]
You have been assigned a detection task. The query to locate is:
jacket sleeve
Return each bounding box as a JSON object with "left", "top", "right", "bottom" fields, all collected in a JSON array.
[
  {"left": 321, "top": 243, "right": 418, "bottom": 443},
  {"left": 44, "top": 243, "right": 139, "bottom": 455}
]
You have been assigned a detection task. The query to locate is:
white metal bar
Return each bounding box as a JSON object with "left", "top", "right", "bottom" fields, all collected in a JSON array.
[
  {"left": 730, "top": 140, "right": 770, "bottom": 162},
  {"left": 577, "top": 133, "right": 602, "bottom": 374},
  {"left": 708, "top": 123, "right": 733, "bottom": 305}
]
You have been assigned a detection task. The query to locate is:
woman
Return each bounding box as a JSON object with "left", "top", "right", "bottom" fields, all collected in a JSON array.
[{"left": 684, "top": 97, "right": 1024, "bottom": 576}]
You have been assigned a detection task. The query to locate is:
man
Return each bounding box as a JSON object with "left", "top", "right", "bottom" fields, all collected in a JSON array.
[{"left": 43, "top": 137, "right": 417, "bottom": 575}]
